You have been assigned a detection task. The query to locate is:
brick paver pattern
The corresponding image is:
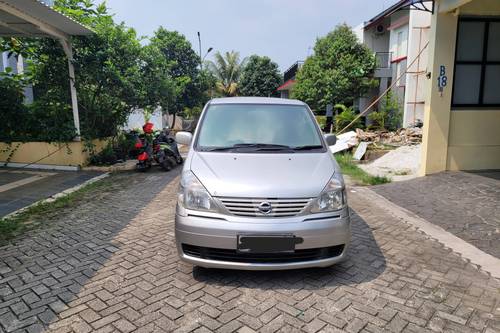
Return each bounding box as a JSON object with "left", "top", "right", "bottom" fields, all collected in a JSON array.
[
  {"left": 373, "top": 171, "right": 500, "bottom": 258},
  {"left": 1, "top": 170, "right": 499, "bottom": 333}
]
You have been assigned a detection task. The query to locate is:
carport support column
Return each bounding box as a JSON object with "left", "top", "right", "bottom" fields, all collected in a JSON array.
[
  {"left": 60, "top": 39, "right": 81, "bottom": 140},
  {"left": 419, "top": 2, "right": 458, "bottom": 175}
]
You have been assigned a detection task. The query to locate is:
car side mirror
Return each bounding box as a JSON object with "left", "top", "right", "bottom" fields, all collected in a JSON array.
[
  {"left": 176, "top": 131, "right": 193, "bottom": 145},
  {"left": 324, "top": 134, "right": 337, "bottom": 146}
]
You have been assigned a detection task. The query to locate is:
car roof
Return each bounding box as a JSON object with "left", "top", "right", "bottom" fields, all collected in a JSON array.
[{"left": 209, "top": 97, "right": 306, "bottom": 106}]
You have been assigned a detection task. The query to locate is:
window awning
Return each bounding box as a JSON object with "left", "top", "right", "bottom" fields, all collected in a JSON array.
[{"left": 0, "top": 0, "right": 92, "bottom": 39}]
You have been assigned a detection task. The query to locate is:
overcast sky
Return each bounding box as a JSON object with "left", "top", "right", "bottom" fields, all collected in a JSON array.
[{"left": 102, "top": 0, "right": 393, "bottom": 71}]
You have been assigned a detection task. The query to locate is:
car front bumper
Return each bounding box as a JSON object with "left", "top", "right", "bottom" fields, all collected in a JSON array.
[{"left": 175, "top": 208, "right": 351, "bottom": 270}]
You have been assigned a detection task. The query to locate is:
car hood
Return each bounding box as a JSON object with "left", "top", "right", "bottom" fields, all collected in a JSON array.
[{"left": 190, "top": 151, "right": 336, "bottom": 198}]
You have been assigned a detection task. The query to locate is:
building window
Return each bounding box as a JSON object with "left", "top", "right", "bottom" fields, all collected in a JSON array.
[
  {"left": 452, "top": 18, "right": 500, "bottom": 107},
  {"left": 397, "top": 31, "right": 403, "bottom": 58}
]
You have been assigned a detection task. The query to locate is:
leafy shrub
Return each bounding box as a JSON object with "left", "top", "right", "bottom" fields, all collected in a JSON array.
[
  {"left": 334, "top": 104, "right": 362, "bottom": 132},
  {"left": 26, "top": 98, "right": 76, "bottom": 141},
  {"left": 86, "top": 131, "right": 137, "bottom": 166},
  {"left": 315, "top": 116, "right": 326, "bottom": 129},
  {"left": 183, "top": 106, "right": 202, "bottom": 120},
  {"left": 368, "top": 111, "right": 386, "bottom": 130},
  {"left": 88, "top": 143, "right": 117, "bottom": 166},
  {"left": 0, "top": 71, "right": 76, "bottom": 143},
  {"left": 385, "top": 102, "right": 402, "bottom": 131},
  {"left": 0, "top": 71, "right": 29, "bottom": 142},
  {"left": 368, "top": 92, "right": 402, "bottom": 131},
  {"left": 114, "top": 131, "right": 137, "bottom": 160}
]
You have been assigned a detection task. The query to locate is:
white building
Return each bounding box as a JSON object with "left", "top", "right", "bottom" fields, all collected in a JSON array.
[{"left": 357, "top": 0, "right": 432, "bottom": 127}]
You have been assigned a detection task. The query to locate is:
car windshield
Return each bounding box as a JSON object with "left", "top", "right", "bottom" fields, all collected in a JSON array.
[{"left": 196, "top": 104, "right": 323, "bottom": 152}]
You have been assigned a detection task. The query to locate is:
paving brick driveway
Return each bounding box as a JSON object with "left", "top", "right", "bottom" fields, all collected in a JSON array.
[
  {"left": 0, "top": 170, "right": 499, "bottom": 333},
  {"left": 372, "top": 171, "right": 500, "bottom": 258}
]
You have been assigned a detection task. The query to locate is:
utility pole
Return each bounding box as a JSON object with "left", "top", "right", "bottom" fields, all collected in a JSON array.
[
  {"left": 197, "top": 31, "right": 203, "bottom": 70},
  {"left": 197, "top": 31, "right": 213, "bottom": 72}
]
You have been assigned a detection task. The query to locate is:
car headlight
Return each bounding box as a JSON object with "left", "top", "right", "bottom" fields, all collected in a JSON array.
[
  {"left": 178, "top": 170, "right": 220, "bottom": 212},
  {"left": 307, "top": 175, "right": 346, "bottom": 213}
]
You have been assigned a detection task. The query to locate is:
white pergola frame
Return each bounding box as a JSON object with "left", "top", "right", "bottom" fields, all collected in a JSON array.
[{"left": 0, "top": 0, "right": 92, "bottom": 139}]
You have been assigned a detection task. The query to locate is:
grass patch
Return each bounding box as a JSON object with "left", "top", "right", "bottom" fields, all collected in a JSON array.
[
  {"left": 369, "top": 143, "right": 398, "bottom": 151},
  {"left": 335, "top": 153, "right": 391, "bottom": 186},
  {"left": 0, "top": 176, "right": 111, "bottom": 245}
]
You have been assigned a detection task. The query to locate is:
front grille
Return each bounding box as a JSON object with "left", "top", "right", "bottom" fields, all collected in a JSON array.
[
  {"left": 217, "top": 197, "right": 313, "bottom": 217},
  {"left": 182, "top": 244, "right": 345, "bottom": 264}
]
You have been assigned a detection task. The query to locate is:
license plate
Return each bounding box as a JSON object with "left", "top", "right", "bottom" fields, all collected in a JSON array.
[{"left": 237, "top": 235, "right": 303, "bottom": 253}]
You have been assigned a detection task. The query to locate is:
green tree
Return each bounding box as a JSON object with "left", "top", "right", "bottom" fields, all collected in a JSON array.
[
  {"left": 0, "top": 0, "right": 211, "bottom": 142},
  {"left": 148, "top": 28, "right": 207, "bottom": 114},
  {"left": 0, "top": 37, "right": 36, "bottom": 60},
  {"left": 135, "top": 43, "right": 176, "bottom": 117},
  {"left": 207, "top": 51, "right": 246, "bottom": 97},
  {"left": 27, "top": 0, "right": 144, "bottom": 138},
  {"left": 239, "top": 55, "right": 282, "bottom": 97},
  {"left": 293, "top": 24, "right": 376, "bottom": 112}
]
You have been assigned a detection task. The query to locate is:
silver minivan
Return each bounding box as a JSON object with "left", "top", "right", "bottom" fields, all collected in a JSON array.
[{"left": 175, "top": 97, "right": 350, "bottom": 270}]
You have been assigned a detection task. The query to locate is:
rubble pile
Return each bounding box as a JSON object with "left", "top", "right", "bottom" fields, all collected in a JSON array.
[{"left": 355, "top": 127, "right": 422, "bottom": 146}]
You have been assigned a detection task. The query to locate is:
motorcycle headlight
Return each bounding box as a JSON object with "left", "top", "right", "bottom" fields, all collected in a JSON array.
[
  {"left": 178, "top": 171, "right": 220, "bottom": 212},
  {"left": 307, "top": 175, "right": 346, "bottom": 213}
]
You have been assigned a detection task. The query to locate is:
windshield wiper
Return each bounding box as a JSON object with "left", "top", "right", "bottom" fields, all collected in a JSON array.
[
  {"left": 292, "top": 145, "right": 324, "bottom": 151},
  {"left": 202, "top": 146, "right": 235, "bottom": 152},
  {"left": 201, "top": 143, "right": 293, "bottom": 152},
  {"left": 233, "top": 143, "right": 291, "bottom": 149},
  {"left": 233, "top": 143, "right": 295, "bottom": 152}
]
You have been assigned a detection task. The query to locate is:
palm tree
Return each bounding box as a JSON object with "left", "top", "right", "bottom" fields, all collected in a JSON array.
[{"left": 206, "top": 51, "right": 246, "bottom": 97}]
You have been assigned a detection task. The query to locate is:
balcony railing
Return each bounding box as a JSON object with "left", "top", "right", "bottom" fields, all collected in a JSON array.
[{"left": 375, "top": 52, "right": 392, "bottom": 69}]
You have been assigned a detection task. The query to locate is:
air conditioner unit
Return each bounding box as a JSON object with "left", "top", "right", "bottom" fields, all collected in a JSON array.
[{"left": 374, "top": 24, "right": 386, "bottom": 35}]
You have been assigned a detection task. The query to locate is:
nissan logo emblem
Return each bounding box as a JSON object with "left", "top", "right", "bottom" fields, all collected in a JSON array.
[{"left": 258, "top": 201, "right": 272, "bottom": 214}]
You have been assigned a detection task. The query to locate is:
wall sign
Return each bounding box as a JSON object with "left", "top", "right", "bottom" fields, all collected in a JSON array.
[{"left": 437, "top": 65, "right": 447, "bottom": 96}]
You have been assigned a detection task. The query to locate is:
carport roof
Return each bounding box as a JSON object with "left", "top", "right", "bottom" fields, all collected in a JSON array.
[
  {"left": 0, "top": 0, "right": 92, "bottom": 38},
  {"left": 364, "top": 0, "right": 434, "bottom": 29}
]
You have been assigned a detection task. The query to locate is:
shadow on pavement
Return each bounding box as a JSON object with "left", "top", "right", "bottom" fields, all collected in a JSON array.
[
  {"left": 0, "top": 168, "right": 180, "bottom": 332},
  {"left": 0, "top": 168, "right": 104, "bottom": 217},
  {"left": 192, "top": 210, "right": 386, "bottom": 290},
  {"left": 466, "top": 169, "right": 500, "bottom": 181}
]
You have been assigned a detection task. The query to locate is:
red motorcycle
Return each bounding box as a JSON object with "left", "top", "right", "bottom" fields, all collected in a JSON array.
[{"left": 135, "top": 122, "right": 183, "bottom": 171}]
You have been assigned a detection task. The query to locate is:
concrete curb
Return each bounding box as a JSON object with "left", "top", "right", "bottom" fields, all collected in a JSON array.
[
  {"left": 2, "top": 173, "right": 110, "bottom": 220},
  {"left": 353, "top": 186, "right": 500, "bottom": 280},
  {"left": 83, "top": 160, "right": 136, "bottom": 172}
]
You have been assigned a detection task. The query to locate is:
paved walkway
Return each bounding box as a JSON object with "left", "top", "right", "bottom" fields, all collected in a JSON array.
[
  {"left": 0, "top": 170, "right": 499, "bottom": 333},
  {"left": 372, "top": 171, "right": 500, "bottom": 258},
  {"left": 0, "top": 168, "right": 103, "bottom": 218}
]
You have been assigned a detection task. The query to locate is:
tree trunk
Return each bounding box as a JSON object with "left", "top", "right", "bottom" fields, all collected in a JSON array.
[{"left": 171, "top": 112, "right": 176, "bottom": 130}]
